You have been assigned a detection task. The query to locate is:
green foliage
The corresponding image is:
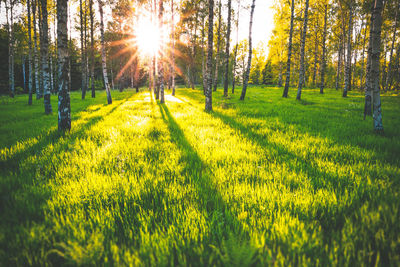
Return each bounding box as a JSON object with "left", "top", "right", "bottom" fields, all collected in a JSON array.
[
  {"left": 248, "top": 43, "right": 266, "bottom": 85},
  {"left": 1, "top": 87, "right": 400, "bottom": 265},
  {"left": 261, "top": 60, "right": 273, "bottom": 85}
]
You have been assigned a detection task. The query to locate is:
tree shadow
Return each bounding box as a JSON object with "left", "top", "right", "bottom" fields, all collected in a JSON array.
[
  {"left": 0, "top": 99, "right": 127, "bottom": 175},
  {"left": 0, "top": 98, "right": 127, "bottom": 241},
  {"left": 0, "top": 90, "right": 133, "bottom": 153},
  {"left": 209, "top": 109, "right": 394, "bottom": 236},
  {"left": 157, "top": 102, "right": 248, "bottom": 242},
  {"left": 171, "top": 91, "right": 392, "bottom": 232},
  {"left": 180, "top": 89, "right": 400, "bottom": 167}
]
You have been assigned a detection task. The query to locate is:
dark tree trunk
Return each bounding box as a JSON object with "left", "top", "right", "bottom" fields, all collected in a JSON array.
[
  {"left": 171, "top": 0, "right": 175, "bottom": 96},
  {"left": 201, "top": 19, "right": 207, "bottom": 95},
  {"left": 364, "top": 3, "right": 375, "bottom": 119},
  {"left": 296, "top": 0, "right": 309, "bottom": 100},
  {"left": 6, "top": 0, "right": 15, "bottom": 98},
  {"left": 223, "top": 0, "right": 232, "bottom": 97},
  {"left": 312, "top": 24, "right": 318, "bottom": 88},
  {"left": 320, "top": 4, "right": 328, "bottom": 94},
  {"left": 364, "top": 0, "right": 384, "bottom": 133},
  {"left": 205, "top": 0, "right": 214, "bottom": 111},
  {"left": 360, "top": 17, "right": 367, "bottom": 88},
  {"left": 282, "top": 0, "right": 294, "bottom": 97},
  {"left": 232, "top": 0, "right": 240, "bottom": 94},
  {"left": 153, "top": 0, "right": 158, "bottom": 99},
  {"left": 80, "top": 0, "right": 87, "bottom": 99},
  {"left": 22, "top": 57, "right": 26, "bottom": 93},
  {"left": 68, "top": 0, "right": 72, "bottom": 92},
  {"left": 57, "top": 0, "right": 71, "bottom": 131},
  {"left": 33, "top": 0, "right": 41, "bottom": 99},
  {"left": 240, "top": 0, "right": 256, "bottom": 101},
  {"left": 90, "top": 0, "right": 95, "bottom": 97},
  {"left": 384, "top": 0, "right": 399, "bottom": 91},
  {"left": 39, "top": 1, "right": 44, "bottom": 97},
  {"left": 371, "top": 0, "right": 384, "bottom": 132},
  {"left": 41, "top": 0, "right": 52, "bottom": 113},
  {"left": 343, "top": 2, "right": 353, "bottom": 97},
  {"left": 335, "top": 38, "right": 343, "bottom": 90},
  {"left": 213, "top": 0, "right": 222, "bottom": 92},
  {"left": 98, "top": 0, "right": 112, "bottom": 104},
  {"left": 159, "top": 0, "right": 165, "bottom": 104},
  {"left": 28, "top": 0, "right": 33, "bottom": 104}
]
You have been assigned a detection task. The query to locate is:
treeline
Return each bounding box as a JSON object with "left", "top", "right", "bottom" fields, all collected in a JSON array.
[
  {"left": 268, "top": 0, "right": 400, "bottom": 93},
  {"left": 0, "top": 0, "right": 394, "bottom": 133},
  {"left": 0, "top": 0, "right": 148, "bottom": 98},
  {"left": 266, "top": 0, "right": 396, "bottom": 132}
]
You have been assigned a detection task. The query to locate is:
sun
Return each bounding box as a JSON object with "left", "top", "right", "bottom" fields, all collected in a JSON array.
[{"left": 135, "top": 16, "right": 161, "bottom": 56}]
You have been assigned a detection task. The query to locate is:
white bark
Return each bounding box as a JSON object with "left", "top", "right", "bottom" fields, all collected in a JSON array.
[{"left": 98, "top": 0, "right": 112, "bottom": 104}]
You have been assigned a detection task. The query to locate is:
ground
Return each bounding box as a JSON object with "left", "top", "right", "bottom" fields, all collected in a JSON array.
[{"left": 0, "top": 86, "right": 400, "bottom": 266}]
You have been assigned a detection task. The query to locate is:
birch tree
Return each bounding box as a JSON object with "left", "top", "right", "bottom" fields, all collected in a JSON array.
[
  {"left": 205, "top": 0, "right": 214, "bottom": 111},
  {"left": 213, "top": 0, "right": 222, "bottom": 92},
  {"left": 57, "top": 0, "right": 71, "bottom": 131},
  {"left": 282, "top": 0, "right": 294, "bottom": 98},
  {"left": 27, "top": 0, "right": 34, "bottom": 104},
  {"left": 320, "top": 4, "right": 328, "bottom": 94},
  {"left": 223, "top": 0, "right": 232, "bottom": 97},
  {"left": 171, "top": 0, "right": 175, "bottom": 96},
  {"left": 384, "top": 0, "right": 399, "bottom": 92},
  {"left": 231, "top": 0, "right": 240, "bottom": 94},
  {"left": 365, "top": 0, "right": 384, "bottom": 133},
  {"left": 80, "top": 0, "right": 87, "bottom": 99},
  {"left": 239, "top": 0, "right": 256, "bottom": 101},
  {"left": 98, "top": 0, "right": 112, "bottom": 104},
  {"left": 6, "top": 0, "right": 15, "bottom": 97},
  {"left": 343, "top": 1, "right": 353, "bottom": 97},
  {"left": 41, "top": 0, "right": 53, "bottom": 114},
  {"left": 159, "top": 0, "right": 165, "bottom": 104},
  {"left": 296, "top": 0, "right": 309, "bottom": 100},
  {"left": 89, "top": 0, "right": 95, "bottom": 98},
  {"left": 33, "top": 0, "right": 41, "bottom": 98}
]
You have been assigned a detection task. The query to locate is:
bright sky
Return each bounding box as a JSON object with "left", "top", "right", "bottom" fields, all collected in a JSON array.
[
  {"left": 237, "top": 0, "right": 275, "bottom": 53},
  {"left": 0, "top": 0, "right": 275, "bottom": 55}
]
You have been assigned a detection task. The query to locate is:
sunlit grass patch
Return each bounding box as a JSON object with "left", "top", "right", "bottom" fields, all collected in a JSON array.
[{"left": 1, "top": 87, "right": 400, "bottom": 266}]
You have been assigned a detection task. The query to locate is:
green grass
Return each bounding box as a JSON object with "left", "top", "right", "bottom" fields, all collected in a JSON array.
[{"left": 1, "top": 87, "right": 399, "bottom": 266}]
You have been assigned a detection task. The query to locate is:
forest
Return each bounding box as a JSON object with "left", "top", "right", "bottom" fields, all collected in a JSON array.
[{"left": 1, "top": 0, "right": 400, "bottom": 265}]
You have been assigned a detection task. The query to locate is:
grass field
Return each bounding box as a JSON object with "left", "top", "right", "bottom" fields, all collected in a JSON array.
[{"left": 1, "top": 86, "right": 400, "bottom": 266}]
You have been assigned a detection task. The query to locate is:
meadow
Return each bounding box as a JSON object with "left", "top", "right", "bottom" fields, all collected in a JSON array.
[{"left": 0, "top": 86, "right": 399, "bottom": 266}]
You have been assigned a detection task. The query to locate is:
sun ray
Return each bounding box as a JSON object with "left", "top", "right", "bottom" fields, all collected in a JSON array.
[{"left": 115, "top": 51, "right": 139, "bottom": 81}]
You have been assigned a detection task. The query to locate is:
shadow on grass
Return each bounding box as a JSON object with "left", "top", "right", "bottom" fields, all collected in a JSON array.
[
  {"left": 209, "top": 110, "right": 389, "bottom": 234},
  {"left": 0, "top": 100, "right": 126, "bottom": 175},
  {"left": 181, "top": 89, "right": 400, "bottom": 166},
  {"left": 0, "top": 89, "right": 136, "bottom": 153},
  {"left": 157, "top": 102, "right": 247, "bottom": 242},
  {"left": 0, "top": 99, "right": 126, "bottom": 238},
  {"left": 174, "top": 92, "right": 384, "bottom": 231}
]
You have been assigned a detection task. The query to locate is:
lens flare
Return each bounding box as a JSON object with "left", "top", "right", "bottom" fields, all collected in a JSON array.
[{"left": 135, "top": 16, "right": 160, "bottom": 56}]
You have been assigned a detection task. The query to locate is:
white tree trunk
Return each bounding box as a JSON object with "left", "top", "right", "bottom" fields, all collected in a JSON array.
[
  {"left": 371, "top": 0, "right": 384, "bottom": 132},
  {"left": 171, "top": 0, "right": 175, "bottom": 96},
  {"left": 296, "top": 0, "right": 309, "bottom": 100},
  {"left": 343, "top": 3, "right": 353, "bottom": 97},
  {"left": 41, "top": 0, "right": 52, "bottom": 114},
  {"left": 33, "top": 0, "right": 40, "bottom": 99},
  {"left": 98, "top": 0, "right": 112, "bottom": 104},
  {"left": 240, "top": 0, "right": 256, "bottom": 101},
  {"left": 282, "top": 0, "right": 294, "bottom": 97},
  {"left": 159, "top": 0, "right": 165, "bottom": 103},
  {"left": 205, "top": 0, "right": 214, "bottom": 111},
  {"left": 28, "top": 0, "right": 33, "bottom": 104},
  {"left": 213, "top": 0, "right": 222, "bottom": 92},
  {"left": 223, "top": 0, "right": 232, "bottom": 97},
  {"left": 57, "top": 0, "right": 71, "bottom": 131}
]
